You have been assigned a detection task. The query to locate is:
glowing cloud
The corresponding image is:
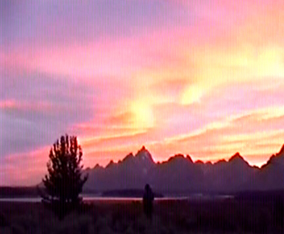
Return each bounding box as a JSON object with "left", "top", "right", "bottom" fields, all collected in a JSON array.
[{"left": 1, "top": 0, "right": 284, "bottom": 185}]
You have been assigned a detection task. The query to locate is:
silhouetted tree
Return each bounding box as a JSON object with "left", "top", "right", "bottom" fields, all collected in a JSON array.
[{"left": 41, "top": 135, "right": 88, "bottom": 219}]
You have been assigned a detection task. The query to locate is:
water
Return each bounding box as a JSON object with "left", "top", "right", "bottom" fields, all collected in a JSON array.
[
  {"left": 0, "top": 194, "right": 233, "bottom": 203},
  {"left": 0, "top": 197, "right": 188, "bottom": 203}
]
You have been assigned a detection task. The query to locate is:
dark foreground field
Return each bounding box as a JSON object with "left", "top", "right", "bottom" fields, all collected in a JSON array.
[{"left": 0, "top": 199, "right": 283, "bottom": 234}]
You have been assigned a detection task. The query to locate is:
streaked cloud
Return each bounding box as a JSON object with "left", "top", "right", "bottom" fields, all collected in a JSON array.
[{"left": 1, "top": 0, "right": 284, "bottom": 185}]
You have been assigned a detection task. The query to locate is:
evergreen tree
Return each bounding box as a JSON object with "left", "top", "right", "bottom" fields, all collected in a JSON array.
[{"left": 41, "top": 135, "right": 88, "bottom": 219}]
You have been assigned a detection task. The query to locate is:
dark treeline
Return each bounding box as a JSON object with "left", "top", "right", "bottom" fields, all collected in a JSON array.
[{"left": 0, "top": 187, "right": 38, "bottom": 198}]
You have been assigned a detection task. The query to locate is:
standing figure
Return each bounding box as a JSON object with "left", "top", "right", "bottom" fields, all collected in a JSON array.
[{"left": 143, "top": 184, "right": 154, "bottom": 219}]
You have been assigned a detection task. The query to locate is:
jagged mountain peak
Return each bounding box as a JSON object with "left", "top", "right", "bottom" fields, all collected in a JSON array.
[
  {"left": 214, "top": 159, "right": 226, "bottom": 165},
  {"left": 135, "top": 146, "right": 154, "bottom": 163},
  {"left": 140, "top": 145, "right": 146, "bottom": 151},
  {"left": 265, "top": 145, "right": 284, "bottom": 167},
  {"left": 94, "top": 163, "right": 102, "bottom": 169},
  {"left": 136, "top": 146, "right": 148, "bottom": 155},
  {"left": 168, "top": 154, "right": 185, "bottom": 161},
  {"left": 186, "top": 154, "right": 193, "bottom": 163},
  {"left": 229, "top": 152, "right": 244, "bottom": 162},
  {"left": 228, "top": 152, "right": 250, "bottom": 167},
  {"left": 278, "top": 144, "right": 284, "bottom": 156},
  {"left": 106, "top": 160, "right": 114, "bottom": 168},
  {"left": 167, "top": 154, "right": 193, "bottom": 164},
  {"left": 195, "top": 160, "right": 204, "bottom": 164},
  {"left": 122, "top": 153, "right": 134, "bottom": 162}
]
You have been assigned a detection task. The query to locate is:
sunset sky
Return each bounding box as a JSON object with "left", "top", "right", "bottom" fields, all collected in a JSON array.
[{"left": 1, "top": 0, "right": 284, "bottom": 185}]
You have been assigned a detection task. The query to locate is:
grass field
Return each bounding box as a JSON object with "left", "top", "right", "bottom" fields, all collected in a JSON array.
[{"left": 0, "top": 199, "right": 283, "bottom": 234}]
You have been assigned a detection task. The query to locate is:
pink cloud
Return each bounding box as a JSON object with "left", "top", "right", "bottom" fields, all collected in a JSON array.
[
  {"left": 1, "top": 0, "right": 284, "bottom": 185},
  {"left": 0, "top": 99, "right": 54, "bottom": 113},
  {"left": 1, "top": 147, "right": 49, "bottom": 186}
]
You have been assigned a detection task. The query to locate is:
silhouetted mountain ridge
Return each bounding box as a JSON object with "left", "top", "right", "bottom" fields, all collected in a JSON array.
[
  {"left": 84, "top": 145, "right": 284, "bottom": 193},
  {"left": 247, "top": 144, "right": 284, "bottom": 191}
]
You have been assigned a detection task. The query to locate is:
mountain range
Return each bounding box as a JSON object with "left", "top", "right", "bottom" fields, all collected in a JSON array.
[{"left": 84, "top": 145, "right": 284, "bottom": 194}]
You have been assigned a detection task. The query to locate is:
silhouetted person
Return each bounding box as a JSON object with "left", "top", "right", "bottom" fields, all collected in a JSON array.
[{"left": 143, "top": 184, "right": 154, "bottom": 219}]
